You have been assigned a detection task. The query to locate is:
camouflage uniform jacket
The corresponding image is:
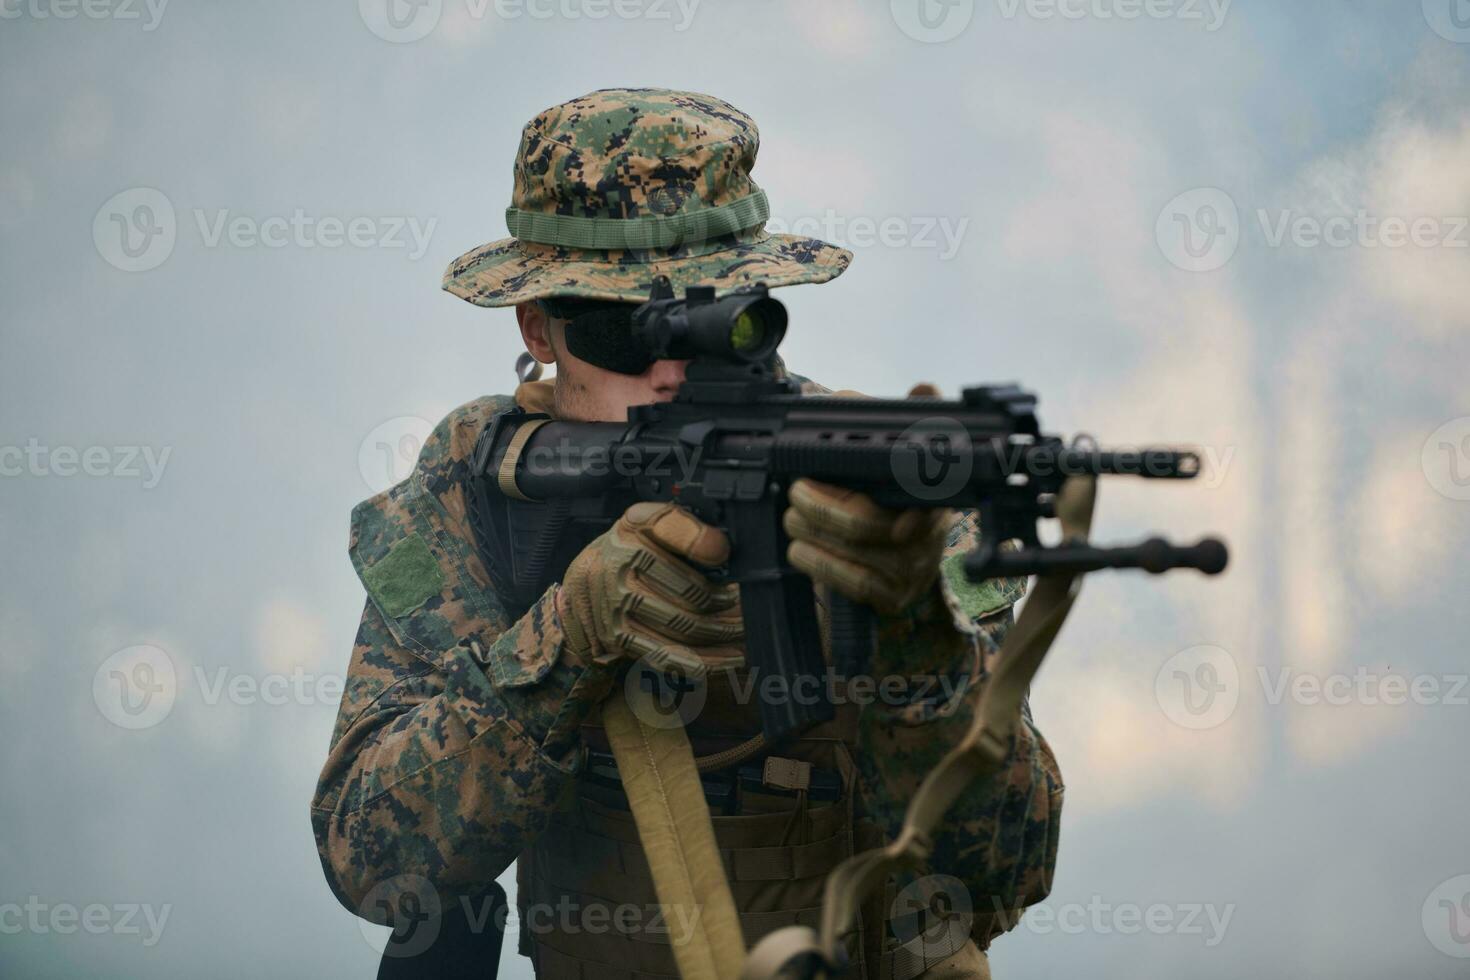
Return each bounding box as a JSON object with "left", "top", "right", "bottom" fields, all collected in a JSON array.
[{"left": 311, "top": 378, "right": 1065, "bottom": 947}]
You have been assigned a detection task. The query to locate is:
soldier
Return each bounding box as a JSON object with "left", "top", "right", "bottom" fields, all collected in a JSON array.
[{"left": 312, "top": 87, "right": 1063, "bottom": 979}]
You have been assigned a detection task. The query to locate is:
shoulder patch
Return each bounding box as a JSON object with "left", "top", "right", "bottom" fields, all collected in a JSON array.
[{"left": 361, "top": 533, "right": 445, "bottom": 619}]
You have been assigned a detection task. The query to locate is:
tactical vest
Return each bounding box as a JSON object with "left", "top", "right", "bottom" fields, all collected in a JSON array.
[{"left": 512, "top": 657, "right": 1004, "bottom": 980}]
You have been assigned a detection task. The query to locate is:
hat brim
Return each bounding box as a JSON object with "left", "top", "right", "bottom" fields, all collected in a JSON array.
[{"left": 442, "top": 231, "right": 852, "bottom": 308}]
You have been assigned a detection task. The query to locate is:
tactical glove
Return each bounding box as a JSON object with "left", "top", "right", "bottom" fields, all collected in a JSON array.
[
  {"left": 783, "top": 478, "right": 952, "bottom": 616},
  {"left": 557, "top": 501, "right": 745, "bottom": 680},
  {"left": 782, "top": 382, "right": 954, "bottom": 618}
]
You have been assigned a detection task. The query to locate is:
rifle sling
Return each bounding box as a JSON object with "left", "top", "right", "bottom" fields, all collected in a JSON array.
[
  {"left": 497, "top": 417, "right": 550, "bottom": 501},
  {"left": 603, "top": 689, "right": 748, "bottom": 980}
]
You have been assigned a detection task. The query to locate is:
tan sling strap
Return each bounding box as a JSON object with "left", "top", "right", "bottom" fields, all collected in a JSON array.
[
  {"left": 742, "top": 475, "right": 1098, "bottom": 980},
  {"left": 603, "top": 688, "right": 749, "bottom": 980},
  {"left": 496, "top": 417, "right": 551, "bottom": 501},
  {"left": 504, "top": 366, "right": 778, "bottom": 980}
]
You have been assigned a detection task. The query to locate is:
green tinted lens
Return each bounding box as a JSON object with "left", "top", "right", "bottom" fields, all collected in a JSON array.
[{"left": 730, "top": 310, "right": 764, "bottom": 352}]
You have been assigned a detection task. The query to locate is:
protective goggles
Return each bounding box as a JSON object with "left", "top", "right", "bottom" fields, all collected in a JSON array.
[{"left": 538, "top": 296, "right": 657, "bottom": 376}]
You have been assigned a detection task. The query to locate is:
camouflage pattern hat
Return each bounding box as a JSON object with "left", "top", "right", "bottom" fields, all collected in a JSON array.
[{"left": 442, "top": 87, "right": 853, "bottom": 308}]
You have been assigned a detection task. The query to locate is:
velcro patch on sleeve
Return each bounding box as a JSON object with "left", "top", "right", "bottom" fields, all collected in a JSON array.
[
  {"left": 940, "top": 551, "right": 1024, "bottom": 620},
  {"left": 362, "top": 533, "right": 445, "bottom": 619}
]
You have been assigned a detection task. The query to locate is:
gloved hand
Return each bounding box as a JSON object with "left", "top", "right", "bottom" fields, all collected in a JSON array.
[
  {"left": 783, "top": 479, "right": 952, "bottom": 616},
  {"left": 557, "top": 501, "right": 744, "bottom": 680}
]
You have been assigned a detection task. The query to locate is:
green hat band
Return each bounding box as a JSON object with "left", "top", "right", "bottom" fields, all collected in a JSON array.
[{"left": 505, "top": 190, "right": 769, "bottom": 250}]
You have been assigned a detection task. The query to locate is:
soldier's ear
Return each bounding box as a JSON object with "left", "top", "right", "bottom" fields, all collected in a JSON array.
[{"left": 516, "top": 301, "right": 557, "bottom": 364}]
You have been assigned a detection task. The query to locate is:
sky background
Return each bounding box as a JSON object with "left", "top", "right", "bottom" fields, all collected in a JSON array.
[{"left": 2, "top": 1, "right": 1468, "bottom": 977}]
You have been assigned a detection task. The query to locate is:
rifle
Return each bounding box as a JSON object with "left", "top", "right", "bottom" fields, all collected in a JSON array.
[{"left": 468, "top": 276, "right": 1228, "bottom": 746}]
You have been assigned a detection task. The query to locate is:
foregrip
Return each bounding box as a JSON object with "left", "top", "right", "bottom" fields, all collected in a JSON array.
[{"left": 967, "top": 536, "right": 1229, "bottom": 578}]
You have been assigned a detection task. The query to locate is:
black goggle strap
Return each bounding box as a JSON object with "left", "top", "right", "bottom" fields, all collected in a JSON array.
[{"left": 539, "top": 299, "right": 655, "bottom": 376}]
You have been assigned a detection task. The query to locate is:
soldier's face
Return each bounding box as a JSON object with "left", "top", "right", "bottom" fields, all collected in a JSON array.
[{"left": 516, "top": 300, "right": 690, "bottom": 422}]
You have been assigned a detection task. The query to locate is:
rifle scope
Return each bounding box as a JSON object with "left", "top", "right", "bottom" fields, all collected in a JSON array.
[{"left": 631, "top": 278, "right": 786, "bottom": 365}]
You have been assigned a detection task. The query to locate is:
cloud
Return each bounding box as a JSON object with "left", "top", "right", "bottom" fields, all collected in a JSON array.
[
  {"left": 783, "top": 0, "right": 881, "bottom": 59},
  {"left": 964, "top": 97, "right": 1269, "bottom": 812},
  {"left": 438, "top": 1, "right": 498, "bottom": 45},
  {"left": 1000, "top": 111, "right": 1158, "bottom": 273},
  {"left": 1267, "top": 324, "right": 1429, "bottom": 766},
  {"left": 1035, "top": 634, "right": 1261, "bottom": 814},
  {"left": 1264, "top": 46, "right": 1470, "bottom": 765},
  {"left": 757, "top": 139, "right": 881, "bottom": 218},
  {"left": 1275, "top": 48, "right": 1470, "bottom": 335},
  {"left": 254, "top": 596, "right": 332, "bottom": 675},
  {"left": 1284, "top": 698, "right": 1412, "bottom": 769},
  {"left": 1356, "top": 112, "right": 1470, "bottom": 332},
  {"left": 1348, "top": 428, "right": 1458, "bottom": 606},
  {"left": 1276, "top": 324, "right": 1350, "bottom": 679}
]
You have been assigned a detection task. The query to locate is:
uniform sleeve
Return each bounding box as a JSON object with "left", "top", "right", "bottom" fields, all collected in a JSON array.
[
  {"left": 310, "top": 397, "right": 611, "bottom": 914},
  {"left": 311, "top": 593, "right": 590, "bottom": 913},
  {"left": 852, "top": 510, "right": 1064, "bottom": 944}
]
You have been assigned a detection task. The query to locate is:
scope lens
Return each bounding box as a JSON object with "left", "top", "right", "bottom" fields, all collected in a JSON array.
[{"left": 730, "top": 310, "right": 765, "bottom": 352}]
